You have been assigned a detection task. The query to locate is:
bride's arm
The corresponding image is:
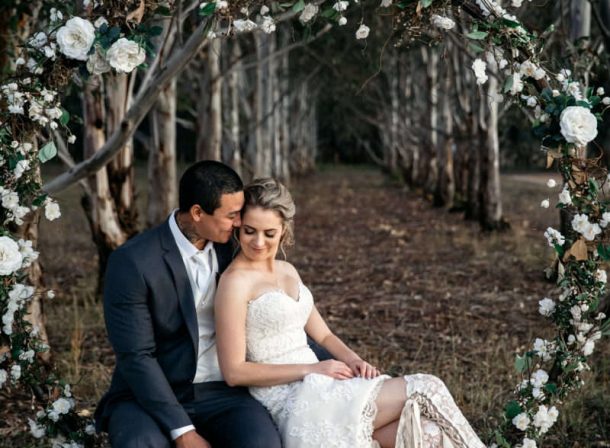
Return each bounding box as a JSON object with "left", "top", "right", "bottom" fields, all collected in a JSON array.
[
  {"left": 305, "top": 306, "right": 380, "bottom": 379},
  {"left": 215, "top": 272, "right": 353, "bottom": 387}
]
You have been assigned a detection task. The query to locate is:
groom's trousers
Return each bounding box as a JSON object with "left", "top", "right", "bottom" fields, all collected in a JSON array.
[{"left": 107, "top": 382, "right": 281, "bottom": 448}]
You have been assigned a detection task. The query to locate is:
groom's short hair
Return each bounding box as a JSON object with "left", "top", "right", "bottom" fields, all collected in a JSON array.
[{"left": 179, "top": 160, "right": 243, "bottom": 215}]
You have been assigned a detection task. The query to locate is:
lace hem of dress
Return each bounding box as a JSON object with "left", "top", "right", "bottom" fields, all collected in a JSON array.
[{"left": 359, "top": 377, "right": 387, "bottom": 447}]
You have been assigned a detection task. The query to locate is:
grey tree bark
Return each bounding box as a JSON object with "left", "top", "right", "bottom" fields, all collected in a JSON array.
[{"left": 147, "top": 77, "right": 177, "bottom": 227}]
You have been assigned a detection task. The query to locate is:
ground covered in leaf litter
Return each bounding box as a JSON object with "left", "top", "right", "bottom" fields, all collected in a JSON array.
[{"left": 1, "top": 166, "right": 609, "bottom": 447}]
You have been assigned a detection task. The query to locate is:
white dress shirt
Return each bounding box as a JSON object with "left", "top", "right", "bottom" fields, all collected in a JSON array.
[{"left": 168, "top": 211, "right": 224, "bottom": 439}]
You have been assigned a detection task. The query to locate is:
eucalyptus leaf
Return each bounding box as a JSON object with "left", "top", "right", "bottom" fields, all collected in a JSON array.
[
  {"left": 60, "top": 109, "right": 70, "bottom": 126},
  {"left": 38, "top": 141, "right": 57, "bottom": 164},
  {"left": 421, "top": 0, "right": 433, "bottom": 7},
  {"left": 504, "top": 400, "right": 522, "bottom": 419},
  {"left": 514, "top": 353, "right": 531, "bottom": 373},
  {"left": 292, "top": 0, "right": 305, "bottom": 13},
  {"left": 199, "top": 2, "right": 217, "bottom": 16},
  {"left": 466, "top": 31, "right": 488, "bottom": 40}
]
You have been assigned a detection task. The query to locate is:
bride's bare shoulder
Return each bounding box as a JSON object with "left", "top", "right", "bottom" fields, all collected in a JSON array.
[
  {"left": 217, "top": 267, "right": 257, "bottom": 300},
  {"left": 276, "top": 260, "right": 302, "bottom": 282}
]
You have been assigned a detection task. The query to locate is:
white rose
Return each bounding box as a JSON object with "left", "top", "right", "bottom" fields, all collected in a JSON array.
[
  {"left": 299, "top": 4, "right": 319, "bottom": 23},
  {"left": 106, "top": 38, "right": 146, "bottom": 73},
  {"left": 338, "top": 17, "right": 347, "bottom": 25},
  {"left": 595, "top": 269, "right": 607, "bottom": 284},
  {"left": 540, "top": 198, "right": 549, "bottom": 208},
  {"left": 333, "top": 1, "right": 349, "bottom": 12},
  {"left": 597, "top": 87, "right": 605, "bottom": 96},
  {"left": 28, "top": 418, "right": 46, "bottom": 438},
  {"left": 512, "top": 412, "right": 530, "bottom": 431},
  {"left": 560, "top": 106, "right": 598, "bottom": 146},
  {"left": 558, "top": 187, "right": 572, "bottom": 205},
  {"left": 511, "top": 0, "right": 523, "bottom": 6},
  {"left": 546, "top": 179, "right": 556, "bottom": 188},
  {"left": 68, "top": 135, "right": 76, "bottom": 144},
  {"left": 583, "top": 339, "right": 595, "bottom": 356},
  {"left": 355, "top": 24, "right": 370, "bottom": 40},
  {"left": 530, "top": 369, "right": 549, "bottom": 388},
  {"left": 472, "top": 59, "right": 488, "bottom": 85},
  {"left": 380, "top": 0, "right": 392, "bottom": 6},
  {"left": 509, "top": 73, "right": 524, "bottom": 95},
  {"left": 52, "top": 397, "right": 72, "bottom": 414},
  {"left": 14, "top": 159, "right": 30, "bottom": 179},
  {"left": 261, "top": 16, "right": 276, "bottom": 34},
  {"left": 582, "top": 222, "right": 601, "bottom": 241},
  {"left": 521, "top": 438, "right": 537, "bottom": 448},
  {"left": 571, "top": 213, "right": 590, "bottom": 234},
  {"left": 87, "top": 47, "right": 111, "bottom": 75},
  {"left": 260, "top": 5, "right": 270, "bottom": 15},
  {"left": 233, "top": 19, "right": 258, "bottom": 32},
  {"left": 0, "top": 369, "right": 7, "bottom": 388},
  {"left": 0, "top": 236, "right": 24, "bottom": 275},
  {"left": 10, "top": 364, "right": 21, "bottom": 380},
  {"left": 431, "top": 14, "right": 455, "bottom": 30},
  {"left": 56, "top": 17, "right": 96, "bottom": 61},
  {"left": 538, "top": 298, "right": 555, "bottom": 316},
  {"left": 2, "top": 191, "right": 20, "bottom": 210},
  {"left": 45, "top": 201, "right": 61, "bottom": 221}
]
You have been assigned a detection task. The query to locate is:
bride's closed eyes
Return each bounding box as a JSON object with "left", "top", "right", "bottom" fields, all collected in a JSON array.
[{"left": 242, "top": 226, "right": 278, "bottom": 238}]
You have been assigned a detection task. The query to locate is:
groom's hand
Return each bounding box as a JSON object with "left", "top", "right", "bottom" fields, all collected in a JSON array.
[{"left": 175, "top": 430, "right": 211, "bottom": 448}]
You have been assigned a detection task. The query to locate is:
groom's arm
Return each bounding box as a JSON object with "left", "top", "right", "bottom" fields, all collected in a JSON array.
[{"left": 104, "top": 249, "right": 193, "bottom": 435}]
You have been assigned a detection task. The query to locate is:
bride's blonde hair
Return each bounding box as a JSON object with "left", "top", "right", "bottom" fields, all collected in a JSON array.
[{"left": 242, "top": 178, "right": 296, "bottom": 255}]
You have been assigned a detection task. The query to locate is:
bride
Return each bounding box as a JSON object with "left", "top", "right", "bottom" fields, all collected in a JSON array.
[{"left": 215, "top": 178, "right": 486, "bottom": 448}]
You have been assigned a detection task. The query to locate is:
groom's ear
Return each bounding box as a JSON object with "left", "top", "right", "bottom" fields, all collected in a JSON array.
[{"left": 190, "top": 204, "right": 205, "bottom": 222}]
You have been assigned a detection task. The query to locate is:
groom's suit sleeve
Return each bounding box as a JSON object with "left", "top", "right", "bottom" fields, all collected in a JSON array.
[{"left": 103, "top": 249, "right": 193, "bottom": 435}]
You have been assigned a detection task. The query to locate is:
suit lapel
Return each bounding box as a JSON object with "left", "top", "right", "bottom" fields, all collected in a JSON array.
[{"left": 159, "top": 221, "right": 199, "bottom": 355}]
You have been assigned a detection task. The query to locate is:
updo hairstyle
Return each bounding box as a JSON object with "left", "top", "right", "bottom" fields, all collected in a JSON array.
[{"left": 243, "top": 178, "right": 296, "bottom": 250}]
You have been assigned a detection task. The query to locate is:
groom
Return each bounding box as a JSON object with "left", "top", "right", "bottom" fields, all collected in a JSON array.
[{"left": 95, "top": 161, "right": 281, "bottom": 447}]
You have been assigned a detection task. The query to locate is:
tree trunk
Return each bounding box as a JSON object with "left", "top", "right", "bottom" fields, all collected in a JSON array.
[
  {"left": 434, "top": 65, "right": 455, "bottom": 208},
  {"left": 465, "top": 111, "right": 481, "bottom": 221},
  {"left": 570, "top": 0, "right": 591, "bottom": 42},
  {"left": 147, "top": 78, "right": 177, "bottom": 227},
  {"left": 254, "top": 32, "right": 272, "bottom": 177},
  {"left": 422, "top": 47, "right": 439, "bottom": 196},
  {"left": 105, "top": 73, "right": 138, "bottom": 236},
  {"left": 227, "top": 40, "right": 243, "bottom": 176},
  {"left": 479, "top": 77, "right": 508, "bottom": 230},
  {"left": 81, "top": 81, "right": 128, "bottom": 290},
  {"left": 278, "top": 28, "right": 291, "bottom": 184},
  {"left": 200, "top": 39, "right": 223, "bottom": 161}
]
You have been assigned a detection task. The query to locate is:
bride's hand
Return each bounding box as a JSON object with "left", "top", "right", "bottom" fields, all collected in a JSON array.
[
  {"left": 346, "top": 359, "right": 380, "bottom": 379},
  {"left": 309, "top": 360, "right": 355, "bottom": 380}
]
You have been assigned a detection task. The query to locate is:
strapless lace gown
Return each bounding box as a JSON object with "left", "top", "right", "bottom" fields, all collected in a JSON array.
[{"left": 246, "top": 282, "right": 486, "bottom": 448}]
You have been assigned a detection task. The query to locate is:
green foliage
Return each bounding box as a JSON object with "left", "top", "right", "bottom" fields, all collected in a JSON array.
[{"left": 38, "top": 141, "right": 57, "bottom": 163}]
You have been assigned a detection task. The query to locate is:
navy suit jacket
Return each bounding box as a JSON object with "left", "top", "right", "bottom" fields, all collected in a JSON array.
[{"left": 94, "top": 220, "right": 234, "bottom": 435}]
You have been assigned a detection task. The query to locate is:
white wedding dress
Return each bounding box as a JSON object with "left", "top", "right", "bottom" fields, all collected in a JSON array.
[{"left": 246, "top": 282, "right": 486, "bottom": 448}]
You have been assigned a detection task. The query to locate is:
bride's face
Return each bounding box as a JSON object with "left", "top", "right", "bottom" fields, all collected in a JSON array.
[{"left": 239, "top": 206, "right": 284, "bottom": 261}]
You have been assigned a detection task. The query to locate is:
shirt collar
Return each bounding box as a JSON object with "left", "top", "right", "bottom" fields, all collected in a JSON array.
[{"left": 168, "top": 209, "right": 214, "bottom": 260}]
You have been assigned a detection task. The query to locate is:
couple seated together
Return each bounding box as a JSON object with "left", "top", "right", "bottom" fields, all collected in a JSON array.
[{"left": 94, "top": 161, "right": 485, "bottom": 448}]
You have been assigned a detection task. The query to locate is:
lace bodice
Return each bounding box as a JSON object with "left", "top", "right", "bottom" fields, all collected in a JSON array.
[{"left": 246, "top": 282, "right": 319, "bottom": 365}]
